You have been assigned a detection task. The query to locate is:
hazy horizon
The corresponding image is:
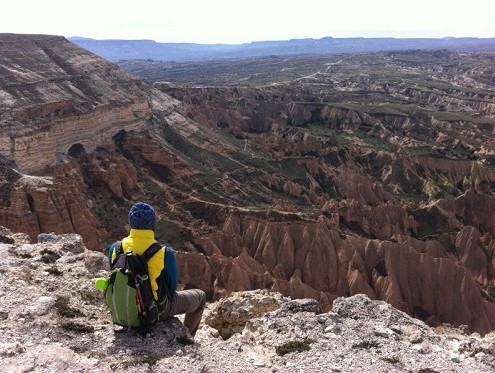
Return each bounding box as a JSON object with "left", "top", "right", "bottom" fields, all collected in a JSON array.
[
  {"left": 4, "top": 0, "right": 495, "bottom": 44},
  {"left": 66, "top": 34, "right": 495, "bottom": 46}
]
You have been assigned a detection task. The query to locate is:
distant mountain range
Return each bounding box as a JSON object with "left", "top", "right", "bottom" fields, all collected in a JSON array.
[{"left": 69, "top": 36, "right": 495, "bottom": 62}]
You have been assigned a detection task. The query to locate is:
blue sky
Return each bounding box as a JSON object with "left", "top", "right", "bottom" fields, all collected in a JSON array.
[{"left": 3, "top": 0, "right": 495, "bottom": 44}]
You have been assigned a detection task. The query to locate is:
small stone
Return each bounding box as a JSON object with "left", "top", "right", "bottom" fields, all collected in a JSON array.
[
  {"left": 210, "top": 329, "right": 220, "bottom": 338},
  {"left": 373, "top": 327, "right": 392, "bottom": 338},
  {"left": 410, "top": 334, "right": 423, "bottom": 344},
  {"left": 26, "top": 296, "right": 56, "bottom": 316},
  {"left": 5, "top": 343, "right": 25, "bottom": 357},
  {"left": 37, "top": 232, "right": 60, "bottom": 243},
  {"left": 389, "top": 325, "right": 402, "bottom": 334},
  {"left": 0, "top": 310, "right": 8, "bottom": 320},
  {"left": 317, "top": 315, "right": 327, "bottom": 323},
  {"left": 61, "top": 236, "right": 85, "bottom": 254}
]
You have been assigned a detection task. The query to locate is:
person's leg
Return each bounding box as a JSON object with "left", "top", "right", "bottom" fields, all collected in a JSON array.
[{"left": 159, "top": 289, "right": 206, "bottom": 336}]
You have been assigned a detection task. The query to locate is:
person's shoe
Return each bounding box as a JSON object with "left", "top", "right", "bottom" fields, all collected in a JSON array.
[{"left": 176, "top": 332, "right": 195, "bottom": 345}]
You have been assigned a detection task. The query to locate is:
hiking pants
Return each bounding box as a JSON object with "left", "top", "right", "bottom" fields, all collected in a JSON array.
[{"left": 159, "top": 289, "right": 206, "bottom": 336}]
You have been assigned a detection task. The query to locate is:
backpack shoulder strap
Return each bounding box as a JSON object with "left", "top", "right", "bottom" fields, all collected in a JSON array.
[
  {"left": 114, "top": 240, "right": 123, "bottom": 256},
  {"left": 109, "top": 241, "right": 124, "bottom": 267},
  {"left": 141, "top": 242, "right": 163, "bottom": 262}
]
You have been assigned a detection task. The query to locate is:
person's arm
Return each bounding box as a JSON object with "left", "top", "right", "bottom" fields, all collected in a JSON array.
[
  {"left": 165, "top": 246, "right": 178, "bottom": 292},
  {"left": 107, "top": 242, "right": 117, "bottom": 266}
]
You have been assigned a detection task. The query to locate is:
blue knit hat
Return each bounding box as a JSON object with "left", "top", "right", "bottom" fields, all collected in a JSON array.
[{"left": 128, "top": 202, "right": 156, "bottom": 230}]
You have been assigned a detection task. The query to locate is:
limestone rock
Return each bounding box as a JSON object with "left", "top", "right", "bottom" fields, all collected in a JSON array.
[
  {"left": 205, "top": 289, "right": 286, "bottom": 339},
  {"left": 26, "top": 296, "right": 56, "bottom": 316}
]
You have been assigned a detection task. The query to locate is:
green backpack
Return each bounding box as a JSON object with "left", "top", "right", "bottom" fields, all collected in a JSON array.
[{"left": 105, "top": 241, "right": 162, "bottom": 332}]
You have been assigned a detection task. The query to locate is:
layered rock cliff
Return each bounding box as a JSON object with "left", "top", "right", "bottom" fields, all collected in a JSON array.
[
  {"left": 0, "top": 33, "right": 179, "bottom": 248},
  {"left": 0, "top": 33, "right": 178, "bottom": 172},
  {"left": 1, "top": 34, "right": 495, "bottom": 336}
]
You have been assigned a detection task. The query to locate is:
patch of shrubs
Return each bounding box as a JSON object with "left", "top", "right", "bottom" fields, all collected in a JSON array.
[
  {"left": 40, "top": 249, "right": 61, "bottom": 263},
  {"left": 60, "top": 321, "right": 94, "bottom": 334},
  {"left": 352, "top": 340, "right": 380, "bottom": 349},
  {"left": 122, "top": 355, "right": 160, "bottom": 368},
  {"left": 47, "top": 266, "right": 63, "bottom": 276},
  {"left": 55, "top": 297, "right": 84, "bottom": 318},
  {"left": 382, "top": 355, "right": 401, "bottom": 364},
  {"left": 275, "top": 338, "right": 315, "bottom": 356}
]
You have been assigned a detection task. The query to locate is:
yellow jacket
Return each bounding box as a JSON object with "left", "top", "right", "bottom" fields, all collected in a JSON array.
[{"left": 109, "top": 229, "right": 178, "bottom": 303}]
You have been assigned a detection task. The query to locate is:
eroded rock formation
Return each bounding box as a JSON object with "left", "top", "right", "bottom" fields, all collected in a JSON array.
[
  {"left": 179, "top": 213, "right": 495, "bottom": 335},
  {"left": 1, "top": 34, "right": 495, "bottom": 336}
]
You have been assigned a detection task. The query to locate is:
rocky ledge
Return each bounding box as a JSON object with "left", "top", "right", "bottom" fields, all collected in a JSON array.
[{"left": 0, "top": 230, "right": 494, "bottom": 372}]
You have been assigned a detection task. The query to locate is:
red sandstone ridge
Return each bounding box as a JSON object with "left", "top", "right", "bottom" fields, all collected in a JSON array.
[
  {"left": 181, "top": 214, "right": 495, "bottom": 335},
  {"left": 0, "top": 162, "right": 101, "bottom": 249},
  {"left": 1, "top": 35, "right": 495, "bottom": 335}
]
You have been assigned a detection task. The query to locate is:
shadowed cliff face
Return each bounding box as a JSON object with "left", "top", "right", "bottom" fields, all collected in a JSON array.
[{"left": 1, "top": 34, "right": 495, "bottom": 335}]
